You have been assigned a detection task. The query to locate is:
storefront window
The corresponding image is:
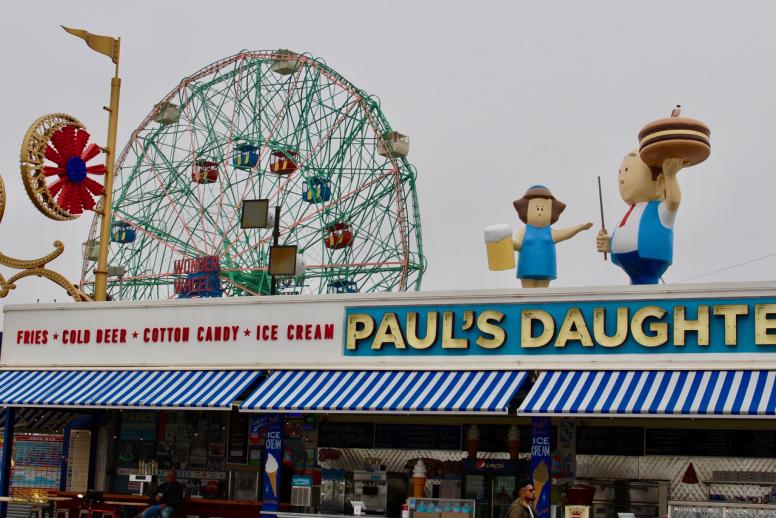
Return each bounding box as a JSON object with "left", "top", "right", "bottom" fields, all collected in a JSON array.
[{"left": 111, "top": 410, "right": 229, "bottom": 499}]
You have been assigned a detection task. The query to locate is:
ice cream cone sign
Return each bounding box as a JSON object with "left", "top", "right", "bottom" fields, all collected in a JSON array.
[
  {"left": 532, "top": 460, "right": 549, "bottom": 506},
  {"left": 487, "top": 185, "right": 592, "bottom": 288},
  {"left": 412, "top": 459, "right": 427, "bottom": 498},
  {"left": 266, "top": 453, "right": 279, "bottom": 496},
  {"left": 507, "top": 425, "right": 521, "bottom": 460}
]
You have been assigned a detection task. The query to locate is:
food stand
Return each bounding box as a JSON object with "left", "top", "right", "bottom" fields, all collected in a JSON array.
[{"left": 0, "top": 282, "right": 775, "bottom": 518}]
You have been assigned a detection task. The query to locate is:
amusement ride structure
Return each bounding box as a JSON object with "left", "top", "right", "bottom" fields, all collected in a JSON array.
[{"left": 79, "top": 50, "right": 424, "bottom": 300}]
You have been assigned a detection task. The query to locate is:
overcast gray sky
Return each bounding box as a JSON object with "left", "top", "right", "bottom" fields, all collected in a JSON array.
[{"left": 1, "top": 1, "right": 774, "bottom": 314}]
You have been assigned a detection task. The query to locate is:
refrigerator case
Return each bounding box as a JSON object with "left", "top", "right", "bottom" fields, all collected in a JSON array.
[
  {"left": 230, "top": 471, "right": 261, "bottom": 500},
  {"left": 320, "top": 468, "right": 348, "bottom": 514},
  {"left": 462, "top": 460, "right": 528, "bottom": 518}
]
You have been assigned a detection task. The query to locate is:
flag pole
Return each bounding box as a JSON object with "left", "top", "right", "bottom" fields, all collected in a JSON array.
[
  {"left": 93, "top": 38, "right": 121, "bottom": 301},
  {"left": 62, "top": 26, "right": 123, "bottom": 301}
]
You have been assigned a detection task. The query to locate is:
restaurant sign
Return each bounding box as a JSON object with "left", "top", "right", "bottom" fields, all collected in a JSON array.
[
  {"left": 345, "top": 297, "right": 776, "bottom": 356},
  {"left": 4, "top": 284, "right": 776, "bottom": 369}
]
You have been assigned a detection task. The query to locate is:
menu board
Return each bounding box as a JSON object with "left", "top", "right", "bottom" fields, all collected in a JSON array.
[
  {"left": 576, "top": 426, "right": 644, "bottom": 456},
  {"left": 374, "top": 424, "right": 461, "bottom": 450},
  {"left": 318, "top": 422, "right": 374, "bottom": 448},
  {"left": 733, "top": 429, "right": 776, "bottom": 458},
  {"left": 645, "top": 428, "right": 776, "bottom": 458},
  {"left": 11, "top": 435, "right": 63, "bottom": 489},
  {"left": 120, "top": 411, "right": 157, "bottom": 440}
]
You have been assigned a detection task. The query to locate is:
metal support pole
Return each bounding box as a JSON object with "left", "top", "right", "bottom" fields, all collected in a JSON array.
[
  {"left": 59, "top": 425, "right": 71, "bottom": 491},
  {"left": 270, "top": 206, "right": 281, "bottom": 295},
  {"left": 94, "top": 49, "right": 122, "bottom": 302},
  {"left": 87, "top": 424, "right": 98, "bottom": 490},
  {"left": 0, "top": 408, "right": 16, "bottom": 518}
]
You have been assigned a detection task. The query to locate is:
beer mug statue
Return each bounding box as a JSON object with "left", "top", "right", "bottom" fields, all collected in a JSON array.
[
  {"left": 486, "top": 185, "right": 592, "bottom": 288},
  {"left": 484, "top": 224, "right": 515, "bottom": 271}
]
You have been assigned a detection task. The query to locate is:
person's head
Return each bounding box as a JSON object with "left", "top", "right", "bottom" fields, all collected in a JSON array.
[
  {"left": 518, "top": 481, "right": 535, "bottom": 502},
  {"left": 513, "top": 185, "right": 566, "bottom": 227},
  {"left": 618, "top": 150, "right": 664, "bottom": 204},
  {"left": 167, "top": 470, "right": 177, "bottom": 483}
]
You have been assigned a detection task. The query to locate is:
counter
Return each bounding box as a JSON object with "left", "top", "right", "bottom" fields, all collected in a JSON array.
[
  {"left": 668, "top": 500, "right": 776, "bottom": 517},
  {"left": 260, "top": 513, "right": 358, "bottom": 518},
  {"left": 52, "top": 492, "right": 262, "bottom": 518}
]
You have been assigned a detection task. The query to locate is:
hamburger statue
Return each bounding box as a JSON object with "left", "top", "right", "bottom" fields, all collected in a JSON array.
[{"left": 596, "top": 106, "right": 711, "bottom": 284}]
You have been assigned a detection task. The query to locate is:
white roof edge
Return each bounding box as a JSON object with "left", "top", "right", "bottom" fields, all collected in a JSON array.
[{"left": 5, "top": 280, "right": 776, "bottom": 313}]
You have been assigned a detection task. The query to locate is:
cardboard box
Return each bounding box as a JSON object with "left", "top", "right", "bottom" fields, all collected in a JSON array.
[
  {"left": 414, "top": 512, "right": 440, "bottom": 518},
  {"left": 441, "top": 512, "right": 469, "bottom": 518}
]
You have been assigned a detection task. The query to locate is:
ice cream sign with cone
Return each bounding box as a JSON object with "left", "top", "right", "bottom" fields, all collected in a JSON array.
[
  {"left": 262, "top": 415, "right": 283, "bottom": 514},
  {"left": 531, "top": 417, "right": 552, "bottom": 518}
]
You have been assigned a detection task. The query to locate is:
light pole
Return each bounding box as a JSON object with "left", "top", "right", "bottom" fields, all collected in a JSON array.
[
  {"left": 240, "top": 200, "right": 298, "bottom": 295},
  {"left": 62, "top": 26, "right": 122, "bottom": 302},
  {"left": 270, "top": 205, "right": 281, "bottom": 295}
]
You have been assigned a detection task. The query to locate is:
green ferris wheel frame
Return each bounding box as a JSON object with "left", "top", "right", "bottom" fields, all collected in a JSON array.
[{"left": 81, "top": 50, "right": 424, "bottom": 300}]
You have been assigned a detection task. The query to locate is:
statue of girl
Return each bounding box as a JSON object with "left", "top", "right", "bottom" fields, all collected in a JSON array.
[{"left": 513, "top": 185, "right": 592, "bottom": 288}]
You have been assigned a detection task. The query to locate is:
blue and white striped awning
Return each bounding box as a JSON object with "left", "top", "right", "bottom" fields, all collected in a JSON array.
[
  {"left": 0, "top": 370, "right": 260, "bottom": 410},
  {"left": 519, "top": 370, "right": 776, "bottom": 417},
  {"left": 241, "top": 370, "right": 528, "bottom": 414}
]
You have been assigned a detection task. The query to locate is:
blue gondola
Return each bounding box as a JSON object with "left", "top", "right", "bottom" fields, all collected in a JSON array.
[
  {"left": 326, "top": 279, "right": 358, "bottom": 294},
  {"left": 112, "top": 222, "right": 136, "bottom": 244},
  {"left": 233, "top": 144, "right": 259, "bottom": 170},
  {"left": 302, "top": 177, "right": 332, "bottom": 203}
]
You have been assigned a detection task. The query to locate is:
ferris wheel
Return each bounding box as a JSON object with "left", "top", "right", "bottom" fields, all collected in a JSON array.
[{"left": 80, "top": 50, "right": 424, "bottom": 300}]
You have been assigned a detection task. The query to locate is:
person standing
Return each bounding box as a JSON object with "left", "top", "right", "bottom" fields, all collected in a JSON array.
[
  {"left": 507, "top": 481, "right": 536, "bottom": 518},
  {"left": 141, "top": 470, "right": 184, "bottom": 518}
]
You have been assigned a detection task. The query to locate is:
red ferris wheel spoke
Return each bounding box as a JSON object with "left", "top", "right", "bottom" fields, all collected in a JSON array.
[
  {"left": 86, "top": 164, "right": 107, "bottom": 175},
  {"left": 79, "top": 188, "right": 96, "bottom": 211},
  {"left": 81, "top": 142, "right": 102, "bottom": 162},
  {"left": 49, "top": 126, "right": 74, "bottom": 156},
  {"left": 73, "top": 128, "right": 90, "bottom": 155},
  {"left": 58, "top": 183, "right": 76, "bottom": 214},
  {"left": 43, "top": 166, "right": 64, "bottom": 177},
  {"left": 45, "top": 145, "right": 64, "bottom": 166},
  {"left": 83, "top": 177, "right": 105, "bottom": 196},
  {"left": 48, "top": 178, "right": 66, "bottom": 197}
]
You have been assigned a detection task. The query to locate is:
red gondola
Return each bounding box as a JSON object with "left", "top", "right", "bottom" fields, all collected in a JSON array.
[
  {"left": 324, "top": 222, "right": 354, "bottom": 249},
  {"left": 269, "top": 149, "right": 298, "bottom": 175},
  {"left": 192, "top": 160, "right": 219, "bottom": 184}
]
